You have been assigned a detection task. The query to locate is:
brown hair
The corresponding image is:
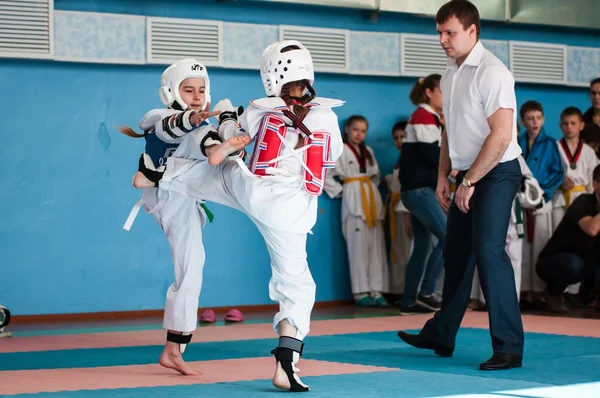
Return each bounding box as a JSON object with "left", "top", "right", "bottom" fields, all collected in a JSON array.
[
  {"left": 561, "top": 106, "right": 584, "bottom": 121},
  {"left": 392, "top": 121, "right": 408, "bottom": 136},
  {"left": 409, "top": 74, "right": 441, "bottom": 106},
  {"left": 436, "top": 0, "right": 481, "bottom": 39},
  {"left": 344, "top": 115, "right": 373, "bottom": 166},
  {"left": 519, "top": 100, "right": 544, "bottom": 119},
  {"left": 280, "top": 79, "right": 316, "bottom": 117},
  {"left": 279, "top": 45, "right": 317, "bottom": 148},
  {"left": 118, "top": 126, "right": 145, "bottom": 138}
]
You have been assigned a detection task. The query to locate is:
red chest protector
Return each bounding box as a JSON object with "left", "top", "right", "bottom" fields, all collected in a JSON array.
[
  {"left": 303, "top": 132, "right": 335, "bottom": 196},
  {"left": 249, "top": 114, "right": 334, "bottom": 196}
]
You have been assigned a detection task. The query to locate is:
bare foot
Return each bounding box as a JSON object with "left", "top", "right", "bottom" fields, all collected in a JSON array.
[
  {"left": 132, "top": 171, "right": 155, "bottom": 188},
  {"left": 272, "top": 361, "right": 309, "bottom": 391},
  {"left": 273, "top": 361, "right": 291, "bottom": 390},
  {"left": 207, "top": 134, "right": 251, "bottom": 166},
  {"left": 158, "top": 343, "right": 202, "bottom": 376}
]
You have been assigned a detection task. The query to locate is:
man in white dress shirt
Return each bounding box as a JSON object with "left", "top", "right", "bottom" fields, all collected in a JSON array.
[{"left": 397, "top": 0, "right": 524, "bottom": 371}]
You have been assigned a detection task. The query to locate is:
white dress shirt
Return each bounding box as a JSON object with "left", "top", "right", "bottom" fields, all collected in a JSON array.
[{"left": 441, "top": 41, "right": 522, "bottom": 171}]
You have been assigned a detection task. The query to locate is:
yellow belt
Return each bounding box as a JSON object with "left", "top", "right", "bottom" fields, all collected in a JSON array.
[
  {"left": 563, "top": 185, "right": 586, "bottom": 208},
  {"left": 344, "top": 176, "right": 378, "bottom": 229},
  {"left": 388, "top": 192, "right": 401, "bottom": 263}
]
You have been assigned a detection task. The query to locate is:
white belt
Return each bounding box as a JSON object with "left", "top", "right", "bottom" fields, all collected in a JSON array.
[{"left": 123, "top": 198, "right": 144, "bottom": 231}]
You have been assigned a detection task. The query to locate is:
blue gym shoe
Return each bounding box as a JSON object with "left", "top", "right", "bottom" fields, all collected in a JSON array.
[{"left": 356, "top": 296, "right": 376, "bottom": 307}]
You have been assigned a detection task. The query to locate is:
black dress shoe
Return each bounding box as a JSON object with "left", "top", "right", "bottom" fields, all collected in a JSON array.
[
  {"left": 397, "top": 331, "right": 454, "bottom": 357},
  {"left": 479, "top": 353, "right": 522, "bottom": 370}
]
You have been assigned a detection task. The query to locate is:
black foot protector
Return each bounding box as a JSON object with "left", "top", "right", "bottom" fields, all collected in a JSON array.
[
  {"left": 138, "top": 154, "right": 164, "bottom": 186},
  {"left": 270, "top": 336, "right": 309, "bottom": 392},
  {"left": 166, "top": 331, "right": 192, "bottom": 354},
  {"left": 200, "top": 131, "right": 223, "bottom": 157}
]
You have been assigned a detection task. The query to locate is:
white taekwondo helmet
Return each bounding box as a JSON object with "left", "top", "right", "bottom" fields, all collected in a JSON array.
[
  {"left": 260, "top": 40, "right": 314, "bottom": 97},
  {"left": 518, "top": 177, "right": 545, "bottom": 209},
  {"left": 159, "top": 58, "right": 211, "bottom": 111}
]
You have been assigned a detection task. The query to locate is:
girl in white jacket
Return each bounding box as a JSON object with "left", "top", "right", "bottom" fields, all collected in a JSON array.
[{"left": 324, "top": 115, "right": 390, "bottom": 307}]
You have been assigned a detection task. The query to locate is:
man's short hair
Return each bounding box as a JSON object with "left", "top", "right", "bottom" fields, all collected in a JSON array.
[{"left": 436, "top": 0, "right": 481, "bottom": 39}]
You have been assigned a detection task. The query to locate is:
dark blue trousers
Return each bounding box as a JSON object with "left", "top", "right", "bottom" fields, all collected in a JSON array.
[
  {"left": 537, "top": 252, "right": 600, "bottom": 296},
  {"left": 420, "top": 159, "right": 524, "bottom": 357}
]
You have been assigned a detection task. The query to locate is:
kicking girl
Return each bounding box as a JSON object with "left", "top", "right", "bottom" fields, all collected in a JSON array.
[
  {"left": 119, "top": 58, "right": 247, "bottom": 376},
  {"left": 155, "top": 40, "right": 344, "bottom": 392}
]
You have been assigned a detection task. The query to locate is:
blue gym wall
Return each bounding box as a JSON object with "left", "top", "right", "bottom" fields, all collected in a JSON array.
[{"left": 0, "top": 0, "right": 598, "bottom": 315}]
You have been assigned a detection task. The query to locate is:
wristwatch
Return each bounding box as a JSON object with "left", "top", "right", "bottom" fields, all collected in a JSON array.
[{"left": 461, "top": 177, "right": 473, "bottom": 188}]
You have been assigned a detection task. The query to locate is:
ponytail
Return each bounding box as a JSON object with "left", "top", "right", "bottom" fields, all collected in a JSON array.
[
  {"left": 409, "top": 73, "right": 441, "bottom": 106},
  {"left": 118, "top": 126, "right": 145, "bottom": 138},
  {"left": 281, "top": 79, "right": 317, "bottom": 149},
  {"left": 279, "top": 44, "right": 318, "bottom": 149}
]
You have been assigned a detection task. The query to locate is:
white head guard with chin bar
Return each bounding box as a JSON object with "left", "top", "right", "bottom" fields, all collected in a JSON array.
[
  {"left": 516, "top": 155, "right": 545, "bottom": 210},
  {"left": 159, "top": 58, "right": 210, "bottom": 111},
  {"left": 260, "top": 40, "right": 314, "bottom": 97},
  {"left": 518, "top": 177, "right": 545, "bottom": 209}
]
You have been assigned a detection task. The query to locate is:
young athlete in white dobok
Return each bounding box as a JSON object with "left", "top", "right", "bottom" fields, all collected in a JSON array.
[
  {"left": 324, "top": 115, "right": 390, "bottom": 307},
  {"left": 552, "top": 107, "right": 599, "bottom": 228},
  {"left": 156, "top": 40, "right": 344, "bottom": 392},
  {"left": 551, "top": 107, "right": 599, "bottom": 295},
  {"left": 119, "top": 58, "right": 247, "bottom": 376}
]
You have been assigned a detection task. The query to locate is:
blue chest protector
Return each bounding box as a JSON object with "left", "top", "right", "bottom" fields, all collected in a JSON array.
[
  {"left": 144, "top": 133, "right": 179, "bottom": 169},
  {"left": 141, "top": 120, "right": 214, "bottom": 222},
  {"left": 144, "top": 120, "right": 209, "bottom": 168}
]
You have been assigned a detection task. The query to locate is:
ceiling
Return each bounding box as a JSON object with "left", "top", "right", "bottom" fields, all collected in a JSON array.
[{"left": 242, "top": 0, "right": 600, "bottom": 31}]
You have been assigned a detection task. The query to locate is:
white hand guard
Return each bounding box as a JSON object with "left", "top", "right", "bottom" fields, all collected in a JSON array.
[{"left": 213, "top": 99, "right": 244, "bottom": 126}]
